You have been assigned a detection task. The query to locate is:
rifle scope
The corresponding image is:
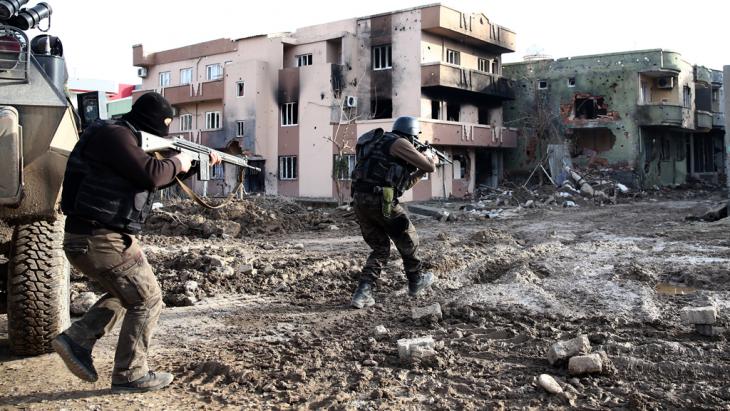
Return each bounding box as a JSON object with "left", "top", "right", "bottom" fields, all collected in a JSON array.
[
  {"left": 0, "top": 0, "right": 28, "bottom": 20},
  {"left": 8, "top": 1, "right": 51, "bottom": 30}
]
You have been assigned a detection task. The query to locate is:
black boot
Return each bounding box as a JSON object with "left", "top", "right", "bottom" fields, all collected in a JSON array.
[
  {"left": 407, "top": 271, "right": 435, "bottom": 297},
  {"left": 351, "top": 279, "right": 375, "bottom": 309},
  {"left": 52, "top": 333, "right": 98, "bottom": 382}
]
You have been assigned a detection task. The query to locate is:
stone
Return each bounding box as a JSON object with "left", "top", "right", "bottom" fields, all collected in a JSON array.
[
  {"left": 680, "top": 306, "right": 717, "bottom": 325},
  {"left": 362, "top": 359, "right": 378, "bottom": 367},
  {"left": 568, "top": 353, "right": 603, "bottom": 375},
  {"left": 538, "top": 374, "right": 563, "bottom": 395},
  {"left": 262, "top": 264, "right": 276, "bottom": 275},
  {"left": 524, "top": 200, "right": 535, "bottom": 208},
  {"left": 70, "top": 292, "right": 99, "bottom": 316},
  {"left": 547, "top": 335, "right": 591, "bottom": 365},
  {"left": 695, "top": 324, "right": 724, "bottom": 337},
  {"left": 397, "top": 336, "right": 435, "bottom": 362},
  {"left": 238, "top": 264, "right": 255, "bottom": 275},
  {"left": 412, "top": 303, "right": 443, "bottom": 321},
  {"left": 327, "top": 225, "right": 340, "bottom": 231},
  {"left": 293, "top": 243, "right": 305, "bottom": 250},
  {"left": 411, "top": 346, "right": 437, "bottom": 360},
  {"left": 374, "top": 325, "right": 389, "bottom": 336},
  {"left": 184, "top": 280, "right": 198, "bottom": 294}
]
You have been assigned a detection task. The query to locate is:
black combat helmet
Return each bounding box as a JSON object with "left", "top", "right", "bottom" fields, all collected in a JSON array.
[{"left": 392, "top": 116, "right": 421, "bottom": 139}]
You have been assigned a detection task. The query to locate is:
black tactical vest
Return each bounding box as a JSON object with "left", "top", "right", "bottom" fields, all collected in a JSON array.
[
  {"left": 351, "top": 129, "right": 414, "bottom": 197},
  {"left": 61, "top": 120, "right": 156, "bottom": 234}
]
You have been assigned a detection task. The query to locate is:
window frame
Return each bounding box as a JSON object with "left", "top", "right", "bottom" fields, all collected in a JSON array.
[
  {"left": 333, "top": 154, "right": 356, "bottom": 180},
  {"left": 478, "top": 58, "right": 489, "bottom": 73},
  {"left": 179, "top": 114, "right": 193, "bottom": 132},
  {"left": 205, "top": 111, "right": 221, "bottom": 130},
  {"left": 372, "top": 44, "right": 392, "bottom": 71},
  {"left": 236, "top": 81, "right": 245, "bottom": 97},
  {"left": 180, "top": 68, "right": 193, "bottom": 85},
  {"left": 281, "top": 102, "right": 299, "bottom": 126},
  {"left": 236, "top": 120, "right": 245, "bottom": 137},
  {"left": 278, "top": 156, "right": 298, "bottom": 180},
  {"left": 159, "top": 71, "right": 171, "bottom": 87},
  {"left": 205, "top": 63, "right": 223, "bottom": 81},
  {"left": 296, "top": 53, "right": 313, "bottom": 67},
  {"left": 446, "top": 49, "right": 461, "bottom": 65}
]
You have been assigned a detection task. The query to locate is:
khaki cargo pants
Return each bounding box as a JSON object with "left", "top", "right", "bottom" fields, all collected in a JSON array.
[
  {"left": 353, "top": 192, "right": 422, "bottom": 282},
  {"left": 63, "top": 229, "right": 162, "bottom": 384}
]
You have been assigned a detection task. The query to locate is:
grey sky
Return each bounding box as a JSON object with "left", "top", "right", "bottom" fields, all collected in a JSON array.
[{"left": 35, "top": 0, "right": 730, "bottom": 84}]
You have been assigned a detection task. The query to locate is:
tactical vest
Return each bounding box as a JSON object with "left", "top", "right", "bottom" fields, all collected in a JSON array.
[
  {"left": 351, "top": 128, "right": 414, "bottom": 197},
  {"left": 61, "top": 120, "right": 156, "bottom": 234}
]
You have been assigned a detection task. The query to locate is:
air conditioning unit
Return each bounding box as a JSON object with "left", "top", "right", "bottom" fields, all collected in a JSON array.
[
  {"left": 137, "top": 67, "right": 148, "bottom": 78},
  {"left": 655, "top": 76, "right": 674, "bottom": 89},
  {"left": 345, "top": 95, "right": 358, "bottom": 108}
]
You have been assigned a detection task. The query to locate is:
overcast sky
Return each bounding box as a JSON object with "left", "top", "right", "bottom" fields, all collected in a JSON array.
[{"left": 31, "top": 0, "right": 730, "bottom": 84}]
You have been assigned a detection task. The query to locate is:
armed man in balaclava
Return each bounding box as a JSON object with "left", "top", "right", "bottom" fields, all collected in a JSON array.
[
  {"left": 52, "top": 92, "right": 220, "bottom": 392},
  {"left": 350, "top": 116, "right": 440, "bottom": 309}
]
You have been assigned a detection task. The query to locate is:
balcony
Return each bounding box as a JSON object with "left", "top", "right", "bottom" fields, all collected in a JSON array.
[
  {"left": 421, "top": 120, "right": 517, "bottom": 148},
  {"left": 696, "top": 110, "right": 712, "bottom": 130},
  {"left": 694, "top": 66, "right": 712, "bottom": 85},
  {"left": 712, "top": 70, "right": 723, "bottom": 86},
  {"left": 421, "top": 5, "right": 515, "bottom": 53},
  {"left": 635, "top": 104, "right": 688, "bottom": 128},
  {"left": 421, "top": 63, "right": 515, "bottom": 100},
  {"left": 713, "top": 112, "right": 725, "bottom": 129},
  {"left": 164, "top": 80, "right": 224, "bottom": 105}
]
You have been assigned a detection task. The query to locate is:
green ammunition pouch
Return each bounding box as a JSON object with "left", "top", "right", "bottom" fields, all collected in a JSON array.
[{"left": 381, "top": 186, "right": 394, "bottom": 218}]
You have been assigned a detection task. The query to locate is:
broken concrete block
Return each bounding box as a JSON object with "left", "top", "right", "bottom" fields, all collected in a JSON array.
[
  {"left": 410, "top": 345, "right": 437, "bottom": 360},
  {"left": 374, "top": 325, "right": 389, "bottom": 336},
  {"left": 238, "top": 264, "right": 255, "bottom": 275},
  {"left": 412, "top": 303, "right": 443, "bottom": 321},
  {"left": 695, "top": 324, "right": 724, "bottom": 337},
  {"left": 547, "top": 335, "right": 591, "bottom": 365},
  {"left": 680, "top": 306, "right": 717, "bottom": 325},
  {"left": 397, "top": 336, "right": 434, "bottom": 362},
  {"left": 70, "top": 292, "right": 99, "bottom": 316},
  {"left": 538, "top": 374, "right": 563, "bottom": 394},
  {"left": 408, "top": 204, "right": 450, "bottom": 221},
  {"left": 568, "top": 353, "right": 603, "bottom": 375}
]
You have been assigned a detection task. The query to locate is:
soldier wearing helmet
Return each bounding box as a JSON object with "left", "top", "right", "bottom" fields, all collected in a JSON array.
[{"left": 349, "top": 116, "right": 439, "bottom": 308}]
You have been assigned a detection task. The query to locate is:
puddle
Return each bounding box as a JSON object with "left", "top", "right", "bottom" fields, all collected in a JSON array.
[{"left": 655, "top": 283, "right": 697, "bottom": 296}]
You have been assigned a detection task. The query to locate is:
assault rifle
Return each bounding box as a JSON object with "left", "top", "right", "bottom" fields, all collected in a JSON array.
[
  {"left": 413, "top": 139, "right": 453, "bottom": 165},
  {"left": 140, "top": 131, "right": 261, "bottom": 180}
]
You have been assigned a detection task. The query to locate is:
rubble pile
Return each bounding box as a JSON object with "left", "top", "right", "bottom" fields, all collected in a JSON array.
[{"left": 144, "top": 197, "right": 357, "bottom": 239}]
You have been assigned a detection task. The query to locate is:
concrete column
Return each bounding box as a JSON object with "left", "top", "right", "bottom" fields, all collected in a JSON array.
[{"left": 722, "top": 66, "right": 730, "bottom": 207}]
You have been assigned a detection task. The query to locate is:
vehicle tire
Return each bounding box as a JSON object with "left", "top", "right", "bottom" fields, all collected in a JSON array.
[{"left": 7, "top": 217, "right": 70, "bottom": 356}]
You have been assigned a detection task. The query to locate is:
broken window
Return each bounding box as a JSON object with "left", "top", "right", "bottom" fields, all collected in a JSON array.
[
  {"left": 370, "top": 97, "right": 392, "bottom": 119},
  {"left": 452, "top": 154, "right": 469, "bottom": 180},
  {"left": 179, "top": 114, "right": 193, "bottom": 132},
  {"left": 205, "top": 111, "right": 221, "bottom": 130},
  {"left": 279, "top": 156, "right": 297, "bottom": 180},
  {"left": 446, "top": 103, "right": 460, "bottom": 122},
  {"left": 446, "top": 49, "right": 461, "bottom": 65},
  {"left": 478, "top": 107, "right": 489, "bottom": 125},
  {"left": 574, "top": 97, "right": 607, "bottom": 120},
  {"left": 296, "top": 54, "right": 313, "bottom": 67},
  {"left": 372, "top": 44, "right": 392, "bottom": 70},
  {"left": 537, "top": 80, "right": 547, "bottom": 90},
  {"left": 431, "top": 100, "right": 445, "bottom": 120},
  {"left": 333, "top": 154, "right": 356, "bottom": 180},
  {"left": 236, "top": 120, "right": 245, "bottom": 137},
  {"left": 567, "top": 77, "right": 576, "bottom": 87},
  {"left": 236, "top": 81, "right": 245, "bottom": 97},
  {"left": 683, "top": 86, "right": 692, "bottom": 108},
  {"left": 281, "top": 102, "right": 298, "bottom": 126},
  {"left": 478, "top": 58, "right": 489, "bottom": 73},
  {"left": 491, "top": 59, "right": 499, "bottom": 75}
]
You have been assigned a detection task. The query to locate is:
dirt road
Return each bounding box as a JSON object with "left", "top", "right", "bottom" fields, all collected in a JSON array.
[{"left": 1, "top": 195, "right": 729, "bottom": 409}]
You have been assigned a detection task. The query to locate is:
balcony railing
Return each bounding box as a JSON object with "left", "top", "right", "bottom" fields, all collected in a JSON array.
[
  {"left": 421, "top": 63, "right": 515, "bottom": 100},
  {"left": 694, "top": 66, "right": 712, "bottom": 85},
  {"left": 162, "top": 79, "right": 224, "bottom": 105},
  {"left": 635, "top": 104, "right": 688, "bottom": 127},
  {"left": 696, "top": 110, "right": 712, "bottom": 130}
]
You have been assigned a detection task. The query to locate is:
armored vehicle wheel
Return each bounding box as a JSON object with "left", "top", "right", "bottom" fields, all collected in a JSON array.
[{"left": 7, "top": 217, "right": 70, "bottom": 356}]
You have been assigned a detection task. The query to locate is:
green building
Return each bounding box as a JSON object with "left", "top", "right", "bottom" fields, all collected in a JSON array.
[{"left": 503, "top": 49, "right": 725, "bottom": 187}]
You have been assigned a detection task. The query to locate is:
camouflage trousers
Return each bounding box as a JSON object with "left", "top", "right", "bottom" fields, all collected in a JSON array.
[
  {"left": 353, "top": 192, "right": 422, "bottom": 282},
  {"left": 63, "top": 229, "right": 162, "bottom": 384}
]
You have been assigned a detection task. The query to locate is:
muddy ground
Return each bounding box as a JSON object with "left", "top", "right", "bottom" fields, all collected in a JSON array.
[{"left": 1, "top": 193, "right": 730, "bottom": 410}]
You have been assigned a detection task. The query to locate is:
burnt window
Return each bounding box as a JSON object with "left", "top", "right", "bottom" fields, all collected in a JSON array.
[
  {"left": 537, "top": 80, "right": 548, "bottom": 90},
  {"left": 371, "top": 97, "right": 392, "bottom": 119},
  {"left": 431, "top": 100, "right": 441, "bottom": 120},
  {"left": 478, "top": 107, "right": 489, "bottom": 125},
  {"left": 446, "top": 103, "right": 460, "bottom": 122},
  {"left": 574, "top": 97, "right": 607, "bottom": 119},
  {"left": 568, "top": 77, "right": 576, "bottom": 87},
  {"left": 372, "top": 44, "right": 392, "bottom": 70},
  {"left": 660, "top": 138, "right": 671, "bottom": 161}
]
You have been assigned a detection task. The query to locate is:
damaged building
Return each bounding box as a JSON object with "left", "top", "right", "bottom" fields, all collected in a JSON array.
[
  {"left": 132, "top": 4, "right": 518, "bottom": 200},
  {"left": 503, "top": 49, "right": 726, "bottom": 187}
]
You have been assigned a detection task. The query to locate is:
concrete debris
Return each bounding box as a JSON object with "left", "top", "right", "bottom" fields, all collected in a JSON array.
[
  {"left": 410, "top": 345, "right": 438, "bottom": 360},
  {"left": 547, "top": 335, "right": 591, "bottom": 365},
  {"left": 538, "top": 374, "right": 563, "bottom": 394},
  {"left": 70, "top": 292, "right": 99, "bottom": 316},
  {"left": 238, "top": 264, "right": 255, "bottom": 275},
  {"left": 374, "top": 325, "right": 389, "bottom": 336},
  {"left": 563, "top": 201, "right": 578, "bottom": 208},
  {"left": 412, "top": 303, "right": 443, "bottom": 321},
  {"left": 184, "top": 280, "right": 199, "bottom": 296},
  {"left": 568, "top": 353, "right": 603, "bottom": 375},
  {"left": 293, "top": 243, "right": 305, "bottom": 250},
  {"left": 362, "top": 359, "right": 378, "bottom": 367},
  {"left": 680, "top": 306, "right": 717, "bottom": 325},
  {"left": 695, "top": 324, "right": 724, "bottom": 337},
  {"left": 397, "top": 336, "right": 435, "bottom": 362},
  {"left": 408, "top": 204, "right": 451, "bottom": 221}
]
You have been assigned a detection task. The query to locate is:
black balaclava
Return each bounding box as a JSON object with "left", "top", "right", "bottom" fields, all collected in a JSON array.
[{"left": 122, "top": 92, "right": 173, "bottom": 137}]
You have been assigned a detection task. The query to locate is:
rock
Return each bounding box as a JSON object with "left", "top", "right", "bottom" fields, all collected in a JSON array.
[
  {"left": 293, "top": 243, "right": 305, "bottom": 250},
  {"left": 538, "top": 374, "right": 563, "bottom": 394},
  {"left": 616, "top": 183, "right": 629, "bottom": 193},
  {"left": 695, "top": 324, "right": 724, "bottom": 337},
  {"left": 408, "top": 204, "right": 450, "bottom": 221},
  {"left": 262, "top": 243, "right": 276, "bottom": 250},
  {"left": 262, "top": 264, "right": 276, "bottom": 275},
  {"left": 524, "top": 200, "right": 535, "bottom": 208},
  {"left": 184, "top": 280, "right": 198, "bottom": 294},
  {"left": 327, "top": 225, "right": 340, "bottom": 231},
  {"left": 397, "top": 336, "right": 435, "bottom": 362},
  {"left": 238, "top": 264, "right": 255, "bottom": 275},
  {"left": 207, "top": 255, "right": 225, "bottom": 267},
  {"left": 411, "top": 345, "right": 437, "bottom": 360},
  {"left": 374, "top": 325, "right": 389, "bottom": 336},
  {"left": 182, "top": 295, "right": 197, "bottom": 306},
  {"left": 568, "top": 353, "right": 603, "bottom": 375},
  {"left": 70, "top": 292, "right": 99, "bottom": 316},
  {"left": 680, "top": 306, "right": 717, "bottom": 325},
  {"left": 563, "top": 200, "right": 578, "bottom": 208},
  {"left": 362, "top": 359, "right": 378, "bottom": 367},
  {"left": 412, "top": 303, "right": 443, "bottom": 321},
  {"left": 547, "top": 335, "right": 591, "bottom": 365}
]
